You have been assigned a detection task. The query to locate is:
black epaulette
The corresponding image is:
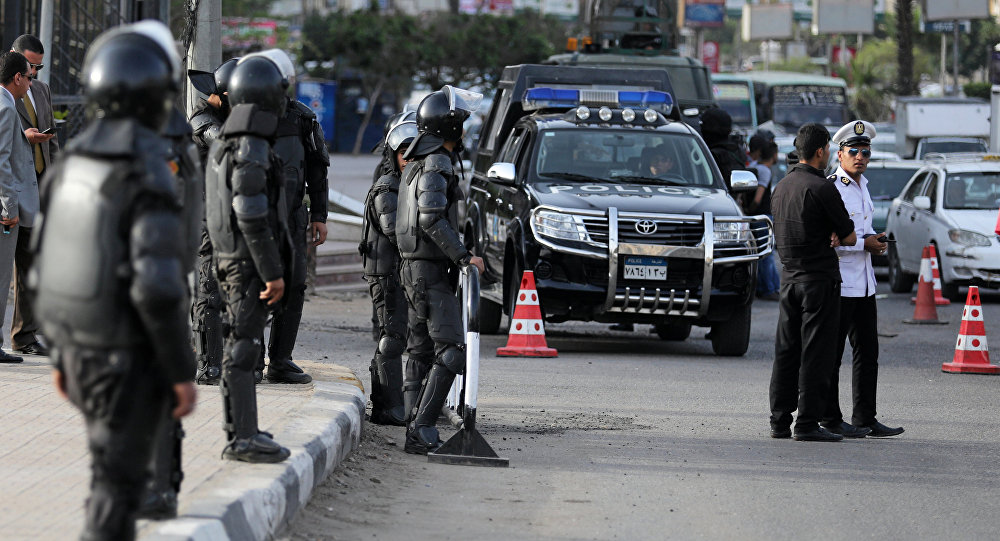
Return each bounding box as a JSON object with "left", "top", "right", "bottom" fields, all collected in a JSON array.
[{"left": 826, "top": 174, "right": 837, "bottom": 182}]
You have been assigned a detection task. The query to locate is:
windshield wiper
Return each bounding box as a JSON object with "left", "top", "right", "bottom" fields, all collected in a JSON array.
[
  {"left": 612, "top": 175, "right": 687, "bottom": 186},
  {"left": 871, "top": 195, "right": 895, "bottom": 200},
  {"left": 542, "top": 172, "right": 612, "bottom": 183}
]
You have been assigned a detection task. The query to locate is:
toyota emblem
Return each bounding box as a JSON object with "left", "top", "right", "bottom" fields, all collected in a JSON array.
[{"left": 635, "top": 220, "right": 657, "bottom": 235}]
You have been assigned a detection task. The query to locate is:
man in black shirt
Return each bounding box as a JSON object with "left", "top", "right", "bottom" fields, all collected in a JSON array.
[{"left": 769, "top": 123, "right": 856, "bottom": 442}]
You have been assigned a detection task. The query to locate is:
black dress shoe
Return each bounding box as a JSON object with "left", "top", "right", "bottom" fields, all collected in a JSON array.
[
  {"left": 770, "top": 426, "right": 792, "bottom": 439},
  {"left": 266, "top": 359, "right": 313, "bottom": 384},
  {"left": 14, "top": 342, "right": 48, "bottom": 356},
  {"left": 861, "top": 421, "right": 904, "bottom": 438},
  {"left": 793, "top": 426, "right": 843, "bottom": 442},
  {"left": 0, "top": 350, "right": 23, "bottom": 363},
  {"left": 822, "top": 421, "right": 871, "bottom": 439}
]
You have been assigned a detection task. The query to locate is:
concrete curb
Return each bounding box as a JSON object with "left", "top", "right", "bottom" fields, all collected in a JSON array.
[{"left": 143, "top": 379, "right": 365, "bottom": 541}]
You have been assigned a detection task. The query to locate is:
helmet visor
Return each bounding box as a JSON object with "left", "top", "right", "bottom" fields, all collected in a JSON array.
[
  {"left": 443, "top": 85, "right": 483, "bottom": 115},
  {"left": 241, "top": 49, "right": 295, "bottom": 82},
  {"left": 386, "top": 121, "right": 418, "bottom": 151}
]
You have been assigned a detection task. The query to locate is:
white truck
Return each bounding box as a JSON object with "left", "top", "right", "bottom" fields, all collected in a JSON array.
[{"left": 895, "top": 97, "right": 989, "bottom": 159}]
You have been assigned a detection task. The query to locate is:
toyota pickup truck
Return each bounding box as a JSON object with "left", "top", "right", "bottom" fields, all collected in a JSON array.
[{"left": 465, "top": 65, "right": 772, "bottom": 355}]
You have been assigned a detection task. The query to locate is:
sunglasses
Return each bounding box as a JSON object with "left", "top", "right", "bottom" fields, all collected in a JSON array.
[
  {"left": 846, "top": 148, "right": 871, "bottom": 158},
  {"left": 28, "top": 62, "right": 43, "bottom": 71}
]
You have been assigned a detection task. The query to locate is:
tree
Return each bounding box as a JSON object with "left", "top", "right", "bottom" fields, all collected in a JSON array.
[{"left": 896, "top": 0, "right": 917, "bottom": 96}]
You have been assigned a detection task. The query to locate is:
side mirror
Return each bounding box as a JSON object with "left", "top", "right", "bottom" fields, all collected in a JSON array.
[
  {"left": 913, "top": 195, "right": 931, "bottom": 210},
  {"left": 487, "top": 162, "right": 516, "bottom": 184},
  {"left": 730, "top": 170, "right": 758, "bottom": 192}
]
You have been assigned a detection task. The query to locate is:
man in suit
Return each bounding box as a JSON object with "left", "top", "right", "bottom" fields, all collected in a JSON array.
[
  {"left": 0, "top": 51, "right": 40, "bottom": 363},
  {"left": 10, "top": 34, "right": 55, "bottom": 357}
]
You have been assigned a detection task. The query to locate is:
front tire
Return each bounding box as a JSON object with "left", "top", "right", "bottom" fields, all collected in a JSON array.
[
  {"left": 935, "top": 247, "right": 962, "bottom": 301},
  {"left": 710, "top": 302, "right": 751, "bottom": 356},
  {"left": 887, "top": 243, "right": 914, "bottom": 293},
  {"left": 479, "top": 299, "right": 502, "bottom": 335}
]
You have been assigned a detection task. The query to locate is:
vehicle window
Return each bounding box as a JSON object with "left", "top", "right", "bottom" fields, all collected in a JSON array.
[
  {"left": 713, "top": 83, "right": 753, "bottom": 126},
  {"left": 924, "top": 174, "right": 938, "bottom": 210},
  {"left": 901, "top": 172, "right": 928, "bottom": 202},
  {"left": 944, "top": 172, "right": 1000, "bottom": 209},
  {"left": 865, "top": 167, "right": 920, "bottom": 200},
  {"left": 919, "top": 140, "right": 988, "bottom": 157},
  {"left": 482, "top": 89, "right": 509, "bottom": 153},
  {"left": 769, "top": 85, "right": 849, "bottom": 128},
  {"left": 534, "top": 129, "right": 719, "bottom": 187},
  {"left": 498, "top": 128, "right": 525, "bottom": 164}
]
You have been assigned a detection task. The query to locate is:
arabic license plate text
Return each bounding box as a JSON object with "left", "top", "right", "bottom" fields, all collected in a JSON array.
[{"left": 623, "top": 256, "right": 667, "bottom": 281}]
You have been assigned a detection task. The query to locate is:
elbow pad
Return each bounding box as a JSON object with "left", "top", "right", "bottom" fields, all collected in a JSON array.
[{"left": 233, "top": 193, "right": 268, "bottom": 221}]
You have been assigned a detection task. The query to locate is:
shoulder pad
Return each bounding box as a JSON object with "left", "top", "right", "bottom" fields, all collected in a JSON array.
[
  {"left": 423, "top": 153, "right": 453, "bottom": 175},
  {"left": 222, "top": 104, "right": 278, "bottom": 138},
  {"left": 374, "top": 173, "right": 400, "bottom": 193},
  {"left": 417, "top": 169, "right": 448, "bottom": 194},
  {"left": 288, "top": 100, "right": 317, "bottom": 120}
]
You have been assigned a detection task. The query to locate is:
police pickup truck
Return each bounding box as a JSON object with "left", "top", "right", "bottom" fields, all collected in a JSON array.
[{"left": 465, "top": 65, "right": 771, "bottom": 356}]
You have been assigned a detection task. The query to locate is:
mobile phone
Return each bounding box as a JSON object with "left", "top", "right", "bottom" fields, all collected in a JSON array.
[
  {"left": 876, "top": 235, "right": 895, "bottom": 243},
  {"left": 40, "top": 127, "right": 55, "bottom": 134}
]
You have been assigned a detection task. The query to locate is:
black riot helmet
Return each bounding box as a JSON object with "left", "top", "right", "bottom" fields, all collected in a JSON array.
[
  {"left": 214, "top": 58, "right": 240, "bottom": 95},
  {"left": 386, "top": 120, "right": 417, "bottom": 152},
  {"left": 416, "top": 86, "right": 482, "bottom": 142},
  {"left": 228, "top": 55, "right": 288, "bottom": 117},
  {"left": 82, "top": 20, "right": 180, "bottom": 131}
]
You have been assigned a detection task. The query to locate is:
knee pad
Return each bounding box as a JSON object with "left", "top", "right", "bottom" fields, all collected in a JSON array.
[
  {"left": 436, "top": 346, "right": 465, "bottom": 375},
  {"left": 378, "top": 334, "right": 405, "bottom": 358},
  {"left": 230, "top": 337, "right": 261, "bottom": 371}
]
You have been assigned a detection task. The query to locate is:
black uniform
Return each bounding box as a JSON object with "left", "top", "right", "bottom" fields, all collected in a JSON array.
[
  {"left": 361, "top": 167, "right": 408, "bottom": 425},
  {"left": 769, "top": 163, "right": 854, "bottom": 434},
  {"left": 189, "top": 100, "right": 228, "bottom": 385},
  {"left": 205, "top": 99, "right": 292, "bottom": 462},
  {"left": 261, "top": 99, "right": 329, "bottom": 383},
  {"left": 396, "top": 148, "right": 472, "bottom": 454}
]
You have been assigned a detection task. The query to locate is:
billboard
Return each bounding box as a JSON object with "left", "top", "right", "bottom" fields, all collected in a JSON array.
[
  {"left": 685, "top": 0, "right": 725, "bottom": 28},
  {"left": 922, "top": 0, "right": 990, "bottom": 21},
  {"left": 221, "top": 19, "right": 278, "bottom": 49},
  {"left": 741, "top": 3, "right": 794, "bottom": 41},
  {"left": 296, "top": 80, "right": 336, "bottom": 143},
  {"left": 812, "top": 0, "right": 875, "bottom": 35}
]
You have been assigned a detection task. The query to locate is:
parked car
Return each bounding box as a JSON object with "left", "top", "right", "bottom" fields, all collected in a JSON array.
[
  {"left": 885, "top": 156, "right": 1000, "bottom": 299},
  {"left": 861, "top": 160, "right": 924, "bottom": 265}
]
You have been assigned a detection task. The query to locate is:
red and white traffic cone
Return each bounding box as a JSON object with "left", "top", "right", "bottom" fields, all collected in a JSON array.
[
  {"left": 904, "top": 246, "right": 948, "bottom": 325},
  {"left": 912, "top": 245, "right": 950, "bottom": 305},
  {"left": 497, "top": 271, "right": 558, "bottom": 357},
  {"left": 942, "top": 286, "right": 999, "bottom": 374}
]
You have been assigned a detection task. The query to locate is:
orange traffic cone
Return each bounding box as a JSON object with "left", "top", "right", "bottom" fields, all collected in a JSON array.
[
  {"left": 903, "top": 246, "right": 948, "bottom": 325},
  {"left": 497, "top": 271, "right": 558, "bottom": 357},
  {"left": 911, "top": 245, "right": 950, "bottom": 305},
  {"left": 942, "top": 287, "right": 999, "bottom": 374}
]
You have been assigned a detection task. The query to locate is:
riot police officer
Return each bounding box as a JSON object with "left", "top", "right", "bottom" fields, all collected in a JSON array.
[
  {"left": 36, "top": 21, "right": 197, "bottom": 540},
  {"left": 188, "top": 58, "right": 238, "bottom": 386},
  {"left": 243, "top": 49, "right": 329, "bottom": 385},
  {"left": 136, "top": 106, "right": 205, "bottom": 519},
  {"left": 361, "top": 118, "right": 417, "bottom": 425},
  {"left": 205, "top": 53, "right": 292, "bottom": 462},
  {"left": 396, "top": 87, "right": 485, "bottom": 454}
]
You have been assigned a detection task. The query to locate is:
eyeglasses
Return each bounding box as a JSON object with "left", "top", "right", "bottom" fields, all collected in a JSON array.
[
  {"left": 28, "top": 63, "right": 43, "bottom": 71},
  {"left": 846, "top": 148, "right": 871, "bottom": 158}
]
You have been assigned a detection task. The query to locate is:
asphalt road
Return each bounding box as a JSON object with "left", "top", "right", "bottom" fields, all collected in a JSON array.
[{"left": 282, "top": 269, "right": 1000, "bottom": 541}]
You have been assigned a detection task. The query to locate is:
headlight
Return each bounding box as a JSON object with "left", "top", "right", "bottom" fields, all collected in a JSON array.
[
  {"left": 621, "top": 108, "right": 636, "bottom": 123},
  {"left": 532, "top": 210, "right": 592, "bottom": 242},
  {"left": 575, "top": 106, "right": 590, "bottom": 120},
  {"left": 643, "top": 108, "right": 658, "bottom": 122},
  {"left": 713, "top": 221, "right": 750, "bottom": 243},
  {"left": 948, "top": 229, "right": 992, "bottom": 247},
  {"left": 598, "top": 107, "right": 613, "bottom": 122}
]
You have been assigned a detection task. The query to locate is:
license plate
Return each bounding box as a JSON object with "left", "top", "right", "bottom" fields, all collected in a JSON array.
[{"left": 623, "top": 256, "right": 667, "bottom": 281}]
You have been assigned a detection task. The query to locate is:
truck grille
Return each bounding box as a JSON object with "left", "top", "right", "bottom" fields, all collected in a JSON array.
[{"left": 581, "top": 216, "right": 703, "bottom": 247}]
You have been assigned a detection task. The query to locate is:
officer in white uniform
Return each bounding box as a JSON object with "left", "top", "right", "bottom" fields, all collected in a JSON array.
[{"left": 822, "top": 120, "right": 904, "bottom": 438}]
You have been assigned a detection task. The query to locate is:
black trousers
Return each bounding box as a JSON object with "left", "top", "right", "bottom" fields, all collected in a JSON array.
[
  {"left": 266, "top": 208, "right": 307, "bottom": 365},
  {"left": 400, "top": 260, "right": 464, "bottom": 360},
  {"left": 11, "top": 225, "right": 40, "bottom": 349},
  {"left": 60, "top": 345, "right": 170, "bottom": 541},
  {"left": 192, "top": 227, "right": 224, "bottom": 371},
  {"left": 770, "top": 279, "right": 841, "bottom": 432},
  {"left": 824, "top": 295, "right": 879, "bottom": 427}
]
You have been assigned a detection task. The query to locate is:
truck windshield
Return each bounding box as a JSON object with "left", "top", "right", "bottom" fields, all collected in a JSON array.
[
  {"left": 713, "top": 82, "right": 753, "bottom": 126},
  {"left": 921, "top": 140, "right": 988, "bottom": 157},
  {"left": 535, "top": 129, "right": 719, "bottom": 187},
  {"left": 944, "top": 173, "right": 1000, "bottom": 209},
  {"left": 770, "top": 84, "right": 848, "bottom": 129}
]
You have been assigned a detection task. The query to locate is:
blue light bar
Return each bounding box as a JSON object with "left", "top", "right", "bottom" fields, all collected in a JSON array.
[
  {"left": 522, "top": 87, "right": 674, "bottom": 115},
  {"left": 618, "top": 91, "right": 674, "bottom": 114},
  {"left": 522, "top": 88, "right": 581, "bottom": 110}
]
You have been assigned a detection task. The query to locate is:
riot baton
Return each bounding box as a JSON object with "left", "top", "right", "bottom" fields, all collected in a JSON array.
[{"left": 428, "top": 265, "right": 509, "bottom": 467}]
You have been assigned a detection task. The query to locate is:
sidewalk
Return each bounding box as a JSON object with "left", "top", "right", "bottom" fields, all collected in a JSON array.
[{"left": 0, "top": 353, "right": 364, "bottom": 541}]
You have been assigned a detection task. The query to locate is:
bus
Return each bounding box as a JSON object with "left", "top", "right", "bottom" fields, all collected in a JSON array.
[{"left": 711, "top": 71, "right": 851, "bottom": 134}]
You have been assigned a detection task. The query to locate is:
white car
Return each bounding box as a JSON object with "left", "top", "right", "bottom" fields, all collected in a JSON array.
[{"left": 886, "top": 156, "right": 1000, "bottom": 300}]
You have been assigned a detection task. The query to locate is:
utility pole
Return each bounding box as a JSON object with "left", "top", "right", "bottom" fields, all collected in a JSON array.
[
  {"left": 185, "top": 0, "right": 222, "bottom": 116},
  {"left": 39, "top": 0, "right": 53, "bottom": 85}
]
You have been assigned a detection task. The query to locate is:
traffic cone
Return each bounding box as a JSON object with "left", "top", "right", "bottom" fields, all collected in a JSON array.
[
  {"left": 942, "top": 286, "right": 999, "bottom": 374},
  {"left": 903, "top": 246, "right": 948, "bottom": 325},
  {"left": 911, "top": 245, "right": 950, "bottom": 305},
  {"left": 497, "top": 271, "right": 558, "bottom": 357}
]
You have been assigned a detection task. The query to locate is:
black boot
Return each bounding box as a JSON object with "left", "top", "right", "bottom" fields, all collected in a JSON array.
[
  {"left": 195, "top": 361, "right": 221, "bottom": 385},
  {"left": 369, "top": 353, "right": 405, "bottom": 426},
  {"left": 223, "top": 433, "right": 291, "bottom": 463},
  {"left": 265, "top": 358, "right": 312, "bottom": 384},
  {"left": 403, "top": 357, "right": 430, "bottom": 423},
  {"left": 222, "top": 367, "right": 291, "bottom": 463},
  {"left": 404, "top": 364, "right": 456, "bottom": 455}
]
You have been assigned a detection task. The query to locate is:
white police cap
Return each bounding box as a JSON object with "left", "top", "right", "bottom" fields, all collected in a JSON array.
[{"left": 832, "top": 120, "right": 876, "bottom": 147}]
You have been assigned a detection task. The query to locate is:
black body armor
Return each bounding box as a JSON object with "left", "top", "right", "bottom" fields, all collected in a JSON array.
[
  {"left": 190, "top": 100, "right": 227, "bottom": 167},
  {"left": 396, "top": 151, "right": 469, "bottom": 264}
]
